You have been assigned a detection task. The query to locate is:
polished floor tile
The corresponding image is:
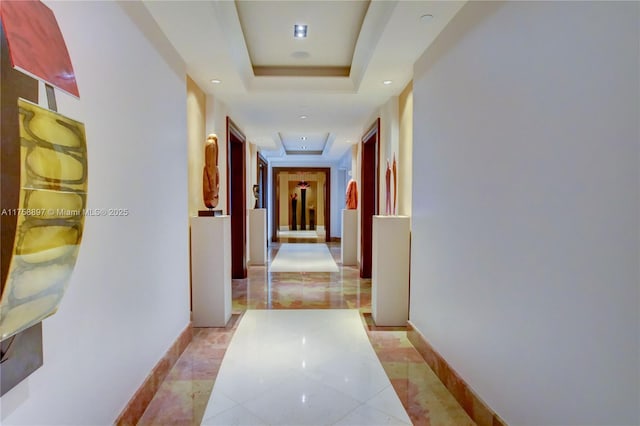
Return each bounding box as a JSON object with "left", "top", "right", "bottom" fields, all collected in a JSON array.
[
  {"left": 201, "top": 310, "right": 411, "bottom": 425},
  {"left": 137, "top": 242, "right": 475, "bottom": 426},
  {"left": 270, "top": 243, "right": 339, "bottom": 272},
  {"left": 277, "top": 230, "right": 323, "bottom": 239}
]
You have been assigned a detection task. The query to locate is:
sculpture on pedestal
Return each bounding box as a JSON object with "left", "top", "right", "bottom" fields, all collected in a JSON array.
[
  {"left": 291, "top": 193, "right": 298, "bottom": 230},
  {"left": 203, "top": 134, "right": 220, "bottom": 208},
  {"left": 345, "top": 179, "right": 358, "bottom": 209},
  {"left": 300, "top": 188, "right": 307, "bottom": 230},
  {"left": 253, "top": 184, "right": 260, "bottom": 209},
  {"left": 296, "top": 180, "right": 310, "bottom": 230}
]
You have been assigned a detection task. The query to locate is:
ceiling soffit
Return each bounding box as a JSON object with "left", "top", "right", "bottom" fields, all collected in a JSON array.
[
  {"left": 235, "top": 0, "right": 369, "bottom": 78},
  {"left": 210, "top": 0, "right": 398, "bottom": 93},
  {"left": 143, "top": 0, "right": 467, "bottom": 163},
  {"left": 280, "top": 132, "right": 329, "bottom": 156}
]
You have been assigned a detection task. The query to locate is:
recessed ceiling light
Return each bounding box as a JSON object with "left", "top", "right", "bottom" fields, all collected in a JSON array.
[
  {"left": 299, "top": 115, "right": 308, "bottom": 119},
  {"left": 294, "top": 24, "right": 307, "bottom": 38},
  {"left": 420, "top": 14, "right": 433, "bottom": 21},
  {"left": 383, "top": 80, "right": 392, "bottom": 85},
  {"left": 210, "top": 79, "right": 221, "bottom": 84}
]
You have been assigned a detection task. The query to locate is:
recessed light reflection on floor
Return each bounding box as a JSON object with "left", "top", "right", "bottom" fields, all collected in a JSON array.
[{"left": 201, "top": 310, "right": 413, "bottom": 425}]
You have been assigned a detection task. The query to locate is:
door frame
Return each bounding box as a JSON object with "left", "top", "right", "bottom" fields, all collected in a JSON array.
[
  {"left": 360, "top": 118, "right": 380, "bottom": 278},
  {"left": 257, "top": 152, "right": 268, "bottom": 209},
  {"left": 271, "top": 167, "right": 331, "bottom": 243},
  {"left": 226, "top": 117, "right": 247, "bottom": 278}
]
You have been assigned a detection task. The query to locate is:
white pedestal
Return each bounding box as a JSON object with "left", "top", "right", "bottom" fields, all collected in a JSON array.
[
  {"left": 249, "top": 209, "right": 267, "bottom": 265},
  {"left": 372, "top": 216, "right": 410, "bottom": 326},
  {"left": 190, "top": 216, "right": 232, "bottom": 327},
  {"left": 341, "top": 209, "right": 358, "bottom": 266}
]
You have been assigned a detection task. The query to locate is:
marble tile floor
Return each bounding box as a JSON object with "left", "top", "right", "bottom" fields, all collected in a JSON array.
[
  {"left": 201, "top": 310, "right": 411, "bottom": 425},
  {"left": 137, "top": 243, "right": 475, "bottom": 426},
  {"left": 269, "top": 243, "right": 339, "bottom": 273},
  {"left": 277, "top": 230, "right": 323, "bottom": 239}
]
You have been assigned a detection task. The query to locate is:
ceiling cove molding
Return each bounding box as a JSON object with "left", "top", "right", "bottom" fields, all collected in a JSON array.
[
  {"left": 250, "top": 76, "right": 356, "bottom": 93},
  {"left": 283, "top": 132, "right": 333, "bottom": 156},
  {"left": 119, "top": 1, "right": 186, "bottom": 79},
  {"left": 262, "top": 132, "right": 285, "bottom": 158},
  {"left": 212, "top": 0, "right": 384, "bottom": 94},
  {"left": 287, "top": 151, "right": 324, "bottom": 156},
  {"left": 322, "top": 133, "right": 336, "bottom": 156},
  {"left": 270, "top": 159, "right": 336, "bottom": 168},
  {"left": 211, "top": 0, "right": 253, "bottom": 91},
  {"left": 350, "top": 0, "right": 398, "bottom": 91},
  {"left": 253, "top": 66, "right": 350, "bottom": 78}
]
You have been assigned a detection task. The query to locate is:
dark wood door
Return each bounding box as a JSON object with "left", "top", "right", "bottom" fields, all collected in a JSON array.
[
  {"left": 227, "top": 118, "right": 246, "bottom": 278},
  {"left": 360, "top": 119, "right": 380, "bottom": 278},
  {"left": 257, "top": 153, "right": 268, "bottom": 209}
]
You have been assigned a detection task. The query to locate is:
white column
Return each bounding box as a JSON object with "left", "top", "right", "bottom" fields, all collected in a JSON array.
[
  {"left": 341, "top": 209, "right": 358, "bottom": 266},
  {"left": 249, "top": 209, "right": 267, "bottom": 265},
  {"left": 372, "top": 216, "right": 410, "bottom": 326},
  {"left": 190, "top": 216, "right": 232, "bottom": 326}
]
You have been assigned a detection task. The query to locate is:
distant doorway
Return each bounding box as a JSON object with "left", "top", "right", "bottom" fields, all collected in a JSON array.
[
  {"left": 272, "top": 167, "right": 331, "bottom": 243},
  {"left": 226, "top": 117, "right": 246, "bottom": 278},
  {"left": 360, "top": 119, "right": 380, "bottom": 278},
  {"left": 257, "top": 153, "right": 268, "bottom": 209}
]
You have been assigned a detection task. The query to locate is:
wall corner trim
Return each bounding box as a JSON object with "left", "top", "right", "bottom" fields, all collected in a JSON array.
[
  {"left": 114, "top": 323, "right": 193, "bottom": 425},
  {"left": 407, "top": 321, "right": 507, "bottom": 426}
]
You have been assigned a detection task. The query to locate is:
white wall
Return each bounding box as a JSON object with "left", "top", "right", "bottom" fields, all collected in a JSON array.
[
  {"left": 329, "top": 165, "right": 340, "bottom": 239},
  {"left": 411, "top": 2, "right": 639, "bottom": 425},
  {"left": 397, "top": 82, "right": 412, "bottom": 218},
  {"left": 1, "top": 2, "right": 190, "bottom": 424},
  {"left": 334, "top": 149, "right": 352, "bottom": 237},
  {"left": 186, "top": 76, "right": 206, "bottom": 216},
  {"left": 366, "top": 98, "right": 399, "bottom": 215},
  {"left": 247, "top": 142, "right": 258, "bottom": 263},
  {"left": 354, "top": 143, "right": 362, "bottom": 264},
  {"left": 267, "top": 163, "right": 274, "bottom": 241}
]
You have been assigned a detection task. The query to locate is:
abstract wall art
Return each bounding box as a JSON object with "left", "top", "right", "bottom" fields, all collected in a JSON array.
[
  {"left": 0, "top": 99, "right": 87, "bottom": 341},
  {"left": 0, "top": 0, "right": 86, "bottom": 396},
  {"left": 0, "top": 0, "right": 78, "bottom": 96}
]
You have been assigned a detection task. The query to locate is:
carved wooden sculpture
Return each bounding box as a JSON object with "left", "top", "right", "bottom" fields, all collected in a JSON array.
[
  {"left": 291, "top": 193, "right": 298, "bottom": 230},
  {"left": 203, "top": 134, "right": 220, "bottom": 208},
  {"left": 345, "top": 179, "right": 358, "bottom": 209}
]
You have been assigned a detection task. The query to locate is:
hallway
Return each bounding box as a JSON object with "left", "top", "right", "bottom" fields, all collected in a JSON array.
[
  {"left": 137, "top": 243, "right": 474, "bottom": 425},
  {"left": 1, "top": 2, "right": 636, "bottom": 425}
]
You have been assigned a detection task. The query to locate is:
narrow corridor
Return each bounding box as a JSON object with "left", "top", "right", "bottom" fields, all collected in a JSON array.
[{"left": 137, "top": 243, "right": 474, "bottom": 425}]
